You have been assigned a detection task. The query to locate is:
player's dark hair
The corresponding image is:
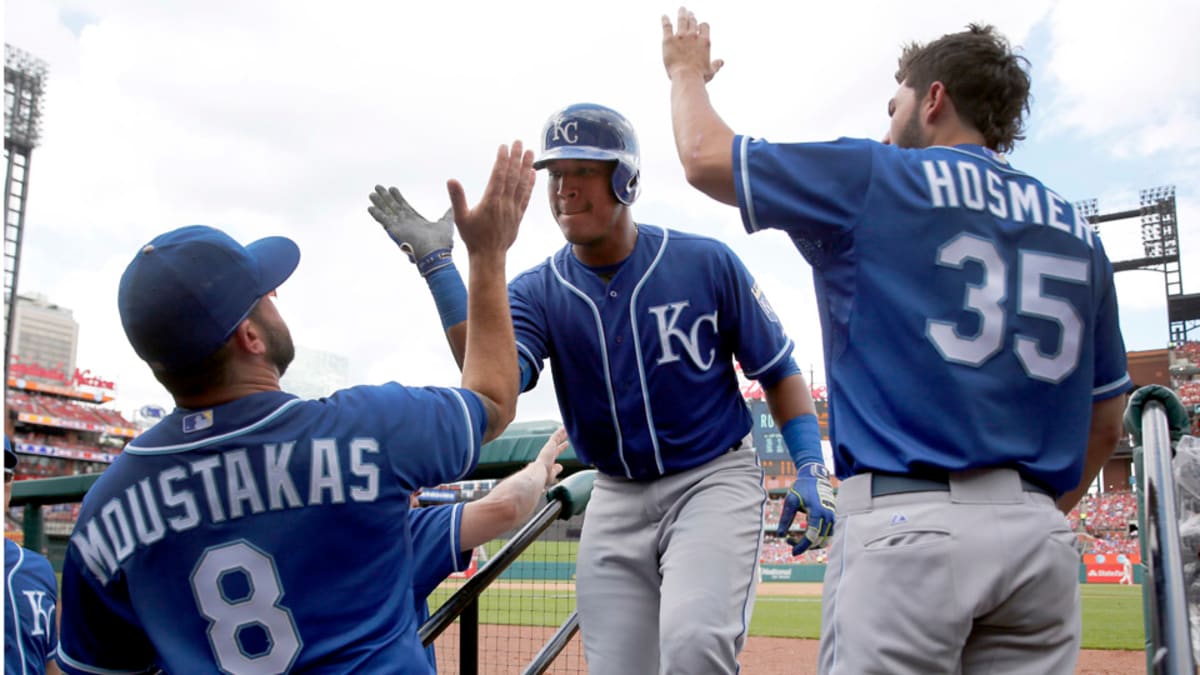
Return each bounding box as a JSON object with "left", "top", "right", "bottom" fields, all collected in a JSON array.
[
  {"left": 151, "top": 336, "right": 238, "bottom": 398},
  {"left": 896, "top": 23, "right": 1031, "bottom": 154},
  {"left": 151, "top": 300, "right": 268, "bottom": 398}
]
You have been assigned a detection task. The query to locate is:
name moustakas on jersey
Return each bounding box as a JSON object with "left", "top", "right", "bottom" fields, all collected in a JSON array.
[{"left": 71, "top": 434, "right": 383, "bottom": 584}]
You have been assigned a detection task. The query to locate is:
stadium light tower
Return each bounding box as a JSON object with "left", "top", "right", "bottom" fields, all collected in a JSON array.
[
  {"left": 1077, "top": 185, "right": 1192, "bottom": 345},
  {"left": 4, "top": 44, "right": 49, "bottom": 381}
]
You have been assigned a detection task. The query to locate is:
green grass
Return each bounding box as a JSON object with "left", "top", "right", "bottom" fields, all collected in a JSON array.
[
  {"left": 481, "top": 539, "right": 579, "bottom": 562},
  {"left": 1079, "top": 584, "right": 1145, "bottom": 650},
  {"left": 430, "top": 582, "right": 1146, "bottom": 650},
  {"left": 429, "top": 587, "right": 580, "bottom": 627},
  {"left": 747, "top": 584, "right": 1144, "bottom": 649}
]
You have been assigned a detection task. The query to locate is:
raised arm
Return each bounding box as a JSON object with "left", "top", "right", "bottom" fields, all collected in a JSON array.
[
  {"left": 449, "top": 142, "right": 536, "bottom": 443},
  {"left": 368, "top": 187, "right": 468, "bottom": 367},
  {"left": 661, "top": 7, "right": 737, "bottom": 205}
]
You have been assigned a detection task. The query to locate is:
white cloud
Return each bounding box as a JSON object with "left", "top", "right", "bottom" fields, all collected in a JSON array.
[{"left": 1042, "top": 0, "right": 1200, "bottom": 155}]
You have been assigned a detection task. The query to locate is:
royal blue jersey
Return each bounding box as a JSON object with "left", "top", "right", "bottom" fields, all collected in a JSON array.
[
  {"left": 58, "top": 385, "right": 485, "bottom": 675},
  {"left": 510, "top": 224, "right": 794, "bottom": 480},
  {"left": 734, "top": 137, "right": 1132, "bottom": 494},
  {"left": 5, "top": 539, "right": 59, "bottom": 675},
  {"left": 409, "top": 503, "right": 471, "bottom": 671}
]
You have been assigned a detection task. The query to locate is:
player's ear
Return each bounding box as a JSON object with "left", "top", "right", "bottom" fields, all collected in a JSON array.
[
  {"left": 233, "top": 318, "right": 267, "bottom": 357},
  {"left": 924, "top": 81, "right": 951, "bottom": 125}
]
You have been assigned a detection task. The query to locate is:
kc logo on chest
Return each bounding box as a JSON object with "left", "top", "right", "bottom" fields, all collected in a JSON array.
[{"left": 648, "top": 301, "right": 719, "bottom": 370}]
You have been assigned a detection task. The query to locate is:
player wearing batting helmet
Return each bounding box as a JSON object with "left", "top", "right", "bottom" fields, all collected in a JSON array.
[
  {"left": 664, "top": 9, "right": 1132, "bottom": 674},
  {"left": 56, "top": 144, "right": 534, "bottom": 674},
  {"left": 369, "top": 102, "right": 830, "bottom": 674}
]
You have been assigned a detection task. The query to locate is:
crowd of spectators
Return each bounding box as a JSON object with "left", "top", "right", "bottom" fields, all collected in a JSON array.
[
  {"left": 1069, "top": 490, "right": 1137, "bottom": 534},
  {"left": 7, "top": 390, "right": 132, "bottom": 428},
  {"left": 1068, "top": 490, "right": 1140, "bottom": 557}
]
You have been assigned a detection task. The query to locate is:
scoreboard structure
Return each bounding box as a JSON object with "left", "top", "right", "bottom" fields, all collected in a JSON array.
[{"left": 747, "top": 397, "right": 830, "bottom": 482}]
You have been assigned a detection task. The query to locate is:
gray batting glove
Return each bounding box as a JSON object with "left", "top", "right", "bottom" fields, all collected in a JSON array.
[{"left": 367, "top": 185, "right": 455, "bottom": 277}]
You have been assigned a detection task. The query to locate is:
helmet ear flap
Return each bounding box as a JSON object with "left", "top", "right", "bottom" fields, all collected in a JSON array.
[{"left": 612, "top": 164, "right": 640, "bottom": 205}]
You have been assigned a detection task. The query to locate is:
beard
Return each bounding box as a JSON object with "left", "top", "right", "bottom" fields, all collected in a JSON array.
[
  {"left": 255, "top": 313, "right": 295, "bottom": 377},
  {"left": 265, "top": 323, "right": 295, "bottom": 377},
  {"left": 893, "top": 107, "right": 927, "bottom": 149}
]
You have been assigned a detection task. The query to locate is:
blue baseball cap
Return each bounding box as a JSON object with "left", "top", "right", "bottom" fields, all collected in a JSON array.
[{"left": 118, "top": 225, "right": 300, "bottom": 372}]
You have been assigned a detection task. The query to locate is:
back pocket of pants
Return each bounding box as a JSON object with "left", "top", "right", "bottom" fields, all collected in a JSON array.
[{"left": 863, "top": 528, "right": 951, "bottom": 550}]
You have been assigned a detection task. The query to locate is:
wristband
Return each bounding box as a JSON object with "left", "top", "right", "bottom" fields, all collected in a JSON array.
[
  {"left": 781, "top": 414, "right": 822, "bottom": 467},
  {"left": 416, "top": 248, "right": 454, "bottom": 277},
  {"left": 425, "top": 263, "right": 467, "bottom": 330}
]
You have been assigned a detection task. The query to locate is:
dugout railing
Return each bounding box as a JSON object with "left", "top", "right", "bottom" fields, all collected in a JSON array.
[
  {"left": 420, "top": 469, "right": 596, "bottom": 675},
  {"left": 7, "top": 469, "right": 596, "bottom": 674},
  {"left": 1132, "top": 390, "right": 1197, "bottom": 674}
]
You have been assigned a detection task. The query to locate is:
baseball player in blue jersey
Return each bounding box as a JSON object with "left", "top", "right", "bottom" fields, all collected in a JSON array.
[
  {"left": 4, "top": 438, "right": 63, "bottom": 675},
  {"left": 410, "top": 426, "right": 569, "bottom": 670},
  {"left": 663, "top": 10, "right": 1132, "bottom": 673},
  {"left": 368, "top": 103, "right": 833, "bottom": 674},
  {"left": 55, "top": 143, "right": 535, "bottom": 674}
]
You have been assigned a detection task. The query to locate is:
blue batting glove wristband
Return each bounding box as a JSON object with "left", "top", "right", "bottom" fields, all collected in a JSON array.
[
  {"left": 776, "top": 462, "right": 837, "bottom": 556},
  {"left": 781, "top": 414, "right": 822, "bottom": 467},
  {"left": 416, "top": 248, "right": 454, "bottom": 278},
  {"left": 424, "top": 262, "right": 467, "bottom": 330}
]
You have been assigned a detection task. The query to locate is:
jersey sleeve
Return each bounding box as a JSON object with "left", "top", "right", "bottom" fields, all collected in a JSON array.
[
  {"left": 7, "top": 546, "right": 61, "bottom": 668},
  {"left": 510, "top": 270, "right": 550, "bottom": 393},
  {"left": 58, "top": 552, "right": 159, "bottom": 674},
  {"left": 30, "top": 554, "right": 59, "bottom": 664},
  {"left": 733, "top": 136, "right": 875, "bottom": 253},
  {"left": 409, "top": 504, "right": 471, "bottom": 601},
  {"left": 716, "top": 244, "right": 795, "bottom": 380},
  {"left": 1090, "top": 242, "right": 1134, "bottom": 400},
  {"left": 325, "top": 383, "right": 486, "bottom": 491}
]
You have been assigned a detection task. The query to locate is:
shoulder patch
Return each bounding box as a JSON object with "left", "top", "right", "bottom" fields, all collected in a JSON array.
[
  {"left": 182, "top": 409, "right": 214, "bottom": 433},
  {"left": 752, "top": 282, "right": 779, "bottom": 323}
]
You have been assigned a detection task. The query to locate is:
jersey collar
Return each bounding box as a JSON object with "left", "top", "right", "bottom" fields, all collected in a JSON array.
[{"left": 126, "top": 390, "right": 300, "bottom": 453}]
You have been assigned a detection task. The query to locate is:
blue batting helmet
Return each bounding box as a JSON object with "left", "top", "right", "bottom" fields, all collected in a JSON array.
[{"left": 533, "top": 103, "right": 640, "bottom": 205}]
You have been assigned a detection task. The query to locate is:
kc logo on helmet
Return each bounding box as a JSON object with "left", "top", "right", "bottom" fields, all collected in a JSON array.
[{"left": 551, "top": 119, "right": 579, "bottom": 144}]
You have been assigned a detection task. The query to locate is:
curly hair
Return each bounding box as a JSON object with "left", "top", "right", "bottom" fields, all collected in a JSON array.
[{"left": 895, "top": 24, "right": 1031, "bottom": 154}]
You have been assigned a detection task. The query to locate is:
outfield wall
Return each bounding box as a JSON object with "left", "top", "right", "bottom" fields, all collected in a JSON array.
[
  {"left": 757, "top": 564, "right": 1143, "bottom": 584},
  {"left": 493, "top": 562, "right": 1143, "bottom": 584}
]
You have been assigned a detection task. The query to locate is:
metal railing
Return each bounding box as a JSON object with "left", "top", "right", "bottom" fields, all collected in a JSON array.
[
  {"left": 1136, "top": 397, "right": 1197, "bottom": 674},
  {"left": 420, "top": 470, "right": 596, "bottom": 674}
]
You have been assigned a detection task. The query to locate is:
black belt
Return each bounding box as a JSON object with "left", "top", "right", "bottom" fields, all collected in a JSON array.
[{"left": 870, "top": 471, "right": 1055, "bottom": 498}]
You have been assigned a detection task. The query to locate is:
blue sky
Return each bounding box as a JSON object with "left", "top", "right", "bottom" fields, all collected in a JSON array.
[{"left": 4, "top": 0, "right": 1197, "bottom": 420}]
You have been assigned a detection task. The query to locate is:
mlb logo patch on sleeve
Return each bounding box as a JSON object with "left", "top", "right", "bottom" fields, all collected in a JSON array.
[
  {"left": 182, "top": 410, "right": 214, "bottom": 433},
  {"left": 751, "top": 282, "right": 779, "bottom": 323}
]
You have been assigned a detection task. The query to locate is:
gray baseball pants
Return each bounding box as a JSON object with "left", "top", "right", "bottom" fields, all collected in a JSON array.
[
  {"left": 575, "top": 445, "right": 765, "bottom": 674},
  {"left": 819, "top": 468, "right": 1081, "bottom": 674}
]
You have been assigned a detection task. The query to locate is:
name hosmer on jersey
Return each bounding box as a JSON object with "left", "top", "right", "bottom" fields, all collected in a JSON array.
[
  {"left": 922, "top": 154, "right": 1094, "bottom": 246},
  {"left": 72, "top": 436, "right": 384, "bottom": 584}
]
